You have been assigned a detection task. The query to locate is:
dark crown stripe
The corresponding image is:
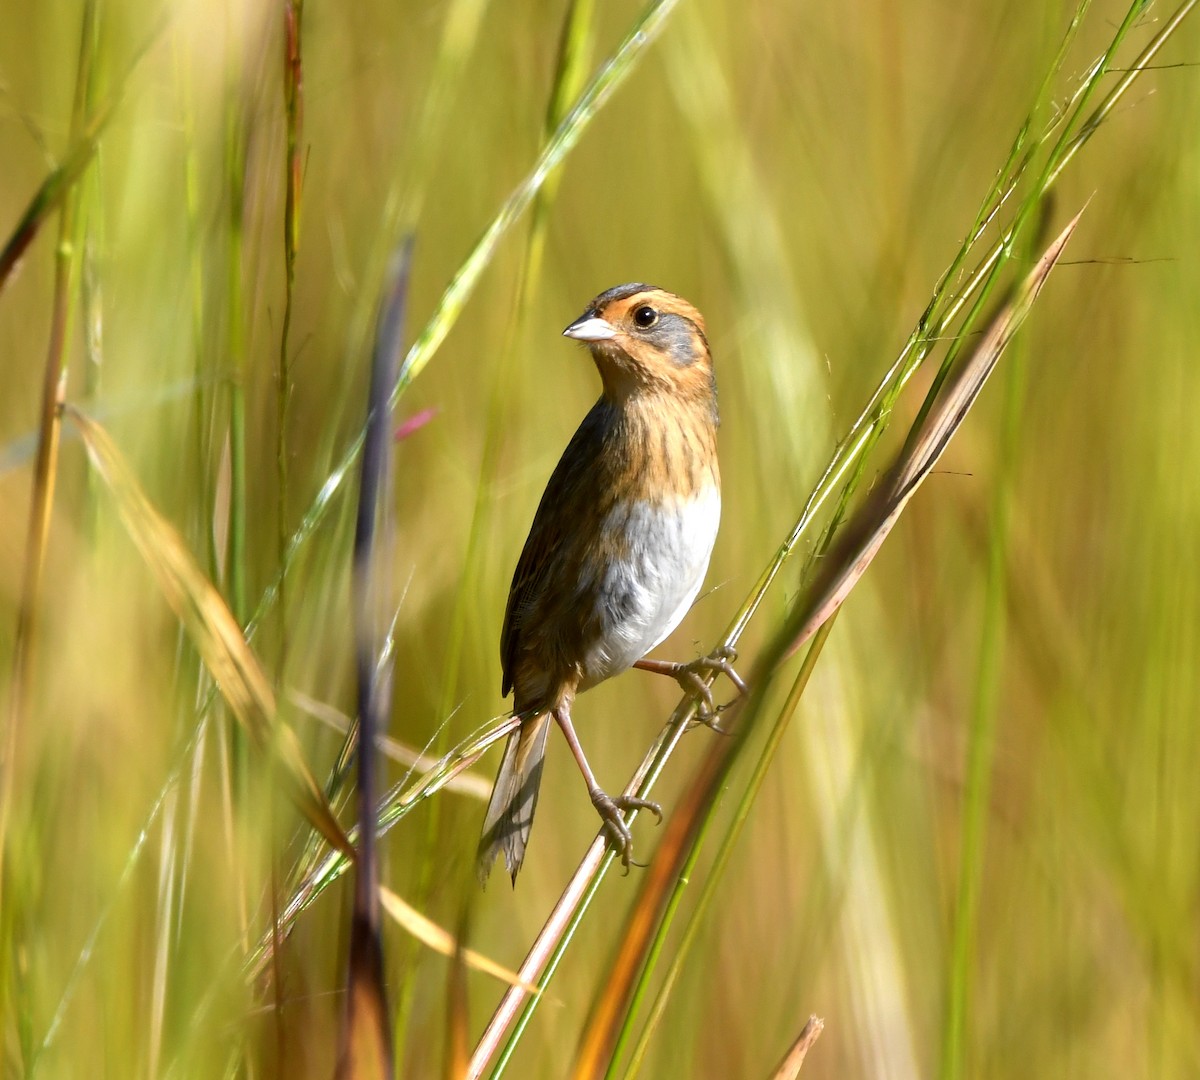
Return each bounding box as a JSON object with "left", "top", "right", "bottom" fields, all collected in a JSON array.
[{"left": 590, "top": 282, "right": 658, "bottom": 311}]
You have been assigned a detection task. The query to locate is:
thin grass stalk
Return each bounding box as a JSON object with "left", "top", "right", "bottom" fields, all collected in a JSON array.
[
  {"left": 148, "top": 787, "right": 180, "bottom": 1076},
  {"left": 174, "top": 32, "right": 215, "bottom": 577},
  {"left": 179, "top": 694, "right": 211, "bottom": 937},
  {"left": 149, "top": 42, "right": 212, "bottom": 1073},
  {"left": 78, "top": 4, "right": 105, "bottom": 542},
  {"left": 0, "top": 11, "right": 165, "bottom": 294},
  {"left": 619, "top": 620, "right": 836, "bottom": 1078},
  {"left": 222, "top": 73, "right": 247, "bottom": 614},
  {"left": 0, "top": 4, "right": 99, "bottom": 1024},
  {"left": 528, "top": 0, "right": 596, "bottom": 280},
  {"left": 795, "top": 0, "right": 1185, "bottom": 592},
  {"left": 485, "top": 851, "right": 616, "bottom": 1077},
  {"left": 79, "top": 219, "right": 104, "bottom": 515},
  {"left": 276, "top": 0, "right": 303, "bottom": 675},
  {"left": 481, "top": 712, "right": 695, "bottom": 1078},
  {"left": 224, "top": 3, "right": 251, "bottom": 802},
  {"left": 571, "top": 676, "right": 783, "bottom": 1075},
  {"left": 261, "top": 8, "right": 305, "bottom": 1061},
  {"left": 444, "top": 915, "right": 472, "bottom": 1080},
  {"left": 12, "top": 0, "right": 103, "bottom": 654},
  {"left": 212, "top": 71, "right": 255, "bottom": 1057},
  {"left": 913, "top": 1, "right": 1143, "bottom": 445},
  {"left": 938, "top": 235, "right": 1036, "bottom": 1080}
]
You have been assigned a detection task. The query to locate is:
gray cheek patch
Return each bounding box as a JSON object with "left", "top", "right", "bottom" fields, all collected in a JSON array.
[{"left": 653, "top": 315, "right": 699, "bottom": 366}]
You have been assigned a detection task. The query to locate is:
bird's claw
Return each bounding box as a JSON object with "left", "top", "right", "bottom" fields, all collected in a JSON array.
[
  {"left": 689, "top": 704, "right": 732, "bottom": 735},
  {"left": 674, "top": 645, "right": 747, "bottom": 725},
  {"left": 698, "top": 645, "right": 748, "bottom": 693},
  {"left": 590, "top": 789, "right": 662, "bottom": 869}
]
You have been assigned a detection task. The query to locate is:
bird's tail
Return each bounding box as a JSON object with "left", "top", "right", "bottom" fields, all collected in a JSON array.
[{"left": 477, "top": 712, "right": 552, "bottom": 885}]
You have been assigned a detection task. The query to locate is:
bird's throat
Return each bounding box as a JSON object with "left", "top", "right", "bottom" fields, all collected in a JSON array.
[{"left": 601, "top": 391, "right": 719, "bottom": 504}]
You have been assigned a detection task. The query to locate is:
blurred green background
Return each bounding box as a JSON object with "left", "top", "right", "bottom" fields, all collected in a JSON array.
[{"left": 2, "top": 0, "right": 1198, "bottom": 1076}]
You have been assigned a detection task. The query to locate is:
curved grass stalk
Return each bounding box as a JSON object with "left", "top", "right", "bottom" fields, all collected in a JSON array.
[{"left": 616, "top": 622, "right": 835, "bottom": 1078}]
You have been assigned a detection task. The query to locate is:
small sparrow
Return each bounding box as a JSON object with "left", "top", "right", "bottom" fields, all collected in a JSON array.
[{"left": 478, "top": 283, "right": 736, "bottom": 884}]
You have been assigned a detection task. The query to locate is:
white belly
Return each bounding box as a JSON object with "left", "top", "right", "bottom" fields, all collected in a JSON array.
[{"left": 581, "top": 485, "right": 720, "bottom": 688}]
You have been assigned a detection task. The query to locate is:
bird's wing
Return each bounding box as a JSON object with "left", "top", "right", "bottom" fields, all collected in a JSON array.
[{"left": 500, "top": 400, "right": 610, "bottom": 697}]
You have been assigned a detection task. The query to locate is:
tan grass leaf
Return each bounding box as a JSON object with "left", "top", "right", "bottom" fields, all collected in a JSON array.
[
  {"left": 769, "top": 1015, "right": 825, "bottom": 1079},
  {"left": 379, "top": 886, "right": 539, "bottom": 993},
  {"left": 783, "top": 206, "right": 1084, "bottom": 658},
  {"left": 66, "top": 407, "right": 354, "bottom": 860},
  {"left": 289, "top": 689, "right": 493, "bottom": 801}
]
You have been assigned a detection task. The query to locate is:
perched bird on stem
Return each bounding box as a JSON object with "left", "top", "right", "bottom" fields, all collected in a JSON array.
[{"left": 478, "top": 284, "right": 742, "bottom": 885}]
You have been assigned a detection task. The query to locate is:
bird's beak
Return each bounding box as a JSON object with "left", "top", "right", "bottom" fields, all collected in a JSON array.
[{"left": 562, "top": 314, "right": 618, "bottom": 342}]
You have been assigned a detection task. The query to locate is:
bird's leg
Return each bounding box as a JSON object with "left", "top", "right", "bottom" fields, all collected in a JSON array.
[
  {"left": 634, "top": 645, "right": 747, "bottom": 726},
  {"left": 552, "top": 704, "right": 662, "bottom": 870}
]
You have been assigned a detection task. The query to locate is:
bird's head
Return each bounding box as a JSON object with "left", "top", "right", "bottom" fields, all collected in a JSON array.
[{"left": 563, "top": 284, "right": 716, "bottom": 413}]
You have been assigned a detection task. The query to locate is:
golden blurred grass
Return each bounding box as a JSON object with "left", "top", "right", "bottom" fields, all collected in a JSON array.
[{"left": 2, "top": 0, "right": 1199, "bottom": 1076}]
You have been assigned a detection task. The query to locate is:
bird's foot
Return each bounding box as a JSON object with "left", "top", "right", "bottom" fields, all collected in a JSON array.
[
  {"left": 645, "top": 646, "right": 747, "bottom": 730},
  {"left": 692, "top": 644, "right": 748, "bottom": 692},
  {"left": 590, "top": 788, "right": 663, "bottom": 871}
]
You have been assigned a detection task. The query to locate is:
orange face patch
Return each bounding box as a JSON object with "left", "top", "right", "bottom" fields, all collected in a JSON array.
[{"left": 570, "top": 286, "right": 717, "bottom": 413}]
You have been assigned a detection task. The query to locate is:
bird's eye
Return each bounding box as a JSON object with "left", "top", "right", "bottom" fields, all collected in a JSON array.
[{"left": 633, "top": 305, "right": 659, "bottom": 329}]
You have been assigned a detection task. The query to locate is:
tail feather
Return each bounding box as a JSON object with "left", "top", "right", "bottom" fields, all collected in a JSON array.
[{"left": 477, "top": 713, "right": 551, "bottom": 885}]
